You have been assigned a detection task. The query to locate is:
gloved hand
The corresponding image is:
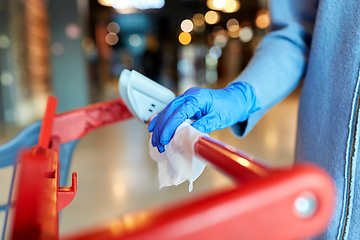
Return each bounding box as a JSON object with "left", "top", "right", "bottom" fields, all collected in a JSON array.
[{"left": 148, "top": 82, "right": 262, "bottom": 153}]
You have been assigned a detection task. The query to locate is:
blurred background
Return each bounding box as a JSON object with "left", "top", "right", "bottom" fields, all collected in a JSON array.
[{"left": 0, "top": 0, "right": 300, "bottom": 237}]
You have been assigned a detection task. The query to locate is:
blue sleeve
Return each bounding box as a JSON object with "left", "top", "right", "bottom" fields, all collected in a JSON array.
[{"left": 231, "top": 0, "right": 319, "bottom": 136}]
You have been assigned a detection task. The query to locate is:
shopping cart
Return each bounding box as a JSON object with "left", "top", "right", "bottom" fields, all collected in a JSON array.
[
  {"left": 0, "top": 94, "right": 335, "bottom": 239},
  {"left": 0, "top": 97, "right": 132, "bottom": 239}
]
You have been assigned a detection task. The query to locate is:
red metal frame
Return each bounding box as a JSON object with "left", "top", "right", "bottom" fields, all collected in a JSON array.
[
  {"left": 52, "top": 98, "right": 132, "bottom": 144},
  {"left": 63, "top": 142, "right": 334, "bottom": 240},
  {"left": 195, "top": 136, "right": 272, "bottom": 183},
  {"left": 12, "top": 142, "right": 60, "bottom": 240},
  {"left": 10, "top": 98, "right": 133, "bottom": 240},
  {"left": 58, "top": 172, "right": 77, "bottom": 212},
  {"left": 10, "top": 97, "right": 335, "bottom": 240},
  {"left": 38, "top": 96, "right": 58, "bottom": 148}
]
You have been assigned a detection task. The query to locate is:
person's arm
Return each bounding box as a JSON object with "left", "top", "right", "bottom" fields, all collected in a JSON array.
[
  {"left": 231, "top": 0, "right": 318, "bottom": 136},
  {"left": 149, "top": 0, "right": 319, "bottom": 153}
]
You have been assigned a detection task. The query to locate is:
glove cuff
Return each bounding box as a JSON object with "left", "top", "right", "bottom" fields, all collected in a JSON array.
[{"left": 227, "top": 82, "right": 262, "bottom": 123}]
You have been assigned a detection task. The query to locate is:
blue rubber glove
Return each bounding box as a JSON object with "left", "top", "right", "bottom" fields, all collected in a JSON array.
[{"left": 148, "top": 82, "right": 262, "bottom": 153}]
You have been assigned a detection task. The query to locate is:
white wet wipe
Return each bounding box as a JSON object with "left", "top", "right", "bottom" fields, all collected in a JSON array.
[{"left": 149, "top": 120, "right": 207, "bottom": 192}]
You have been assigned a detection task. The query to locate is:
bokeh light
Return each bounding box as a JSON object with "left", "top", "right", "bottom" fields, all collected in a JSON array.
[
  {"left": 206, "top": 0, "right": 222, "bottom": 10},
  {"left": 97, "top": 0, "right": 115, "bottom": 7},
  {"left": 106, "top": 32, "right": 119, "bottom": 45},
  {"left": 82, "top": 37, "right": 95, "bottom": 52},
  {"left": 65, "top": 23, "right": 81, "bottom": 39},
  {"left": 214, "top": 34, "right": 228, "bottom": 48},
  {"left": 177, "top": 59, "right": 194, "bottom": 74},
  {"left": 213, "top": 0, "right": 226, "bottom": 8},
  {"left": 205, "top": 11, "right": 220, "bottom": 25},
  {"left": 192, "top": 13, "right": 205, "bottom": 26},
  {"left": 206, "top": 0, "right": 240, "bottom": 13},
  {"left": 228, "top": 28, "right": 241, "bottom": 38},
  {"left": 206, "top": 54, "right": 218, "bottom": 70},
  {"left": 129, "top": 34, "right": 141, "bottom": 47},
  {"left": 107, "top": 22, "right": 120, "bottom": 33},
  {"left": 226, "top": 18, "right": 239, "bottom": 32},
  {"left": 206, "top": 70, "right": 218, "bottom": 84},
  {"left": 51, "top": 42, "right": 65, "bottom": 55},
  {"left": 239, "top": 27, "right": 253, "bottom": 42},
  {"left": 114, "top": 8, "right": 138, "bottom": 14},
  {"left": 0, "top": 71, "right": 13, "bottom": 86},
  {"left": 0, "top": 35, "right": 10, "bottom": 49},
  {"left": 178, "top": 32, "right": 192, "bottom": 45},
  {"left": 209, "top": 46, "right": 222, "bottom": 59},
  {"left": 223, "top": 0, "right": 240, "bottom": 13},
  {"left": 112, "top": 0, "right": 165, "bottom": 10},
  {"left": 181, "top": 19, "right": 194, "bottom": 33},
  {"left": 112, "top": 1, "right": 132, "bottom": 10},
  {"left": 256, "top": 10, "right": 270, "bottom": 29}
]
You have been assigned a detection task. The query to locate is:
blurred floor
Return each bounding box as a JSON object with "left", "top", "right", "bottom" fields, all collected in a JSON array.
[{"left": 0, "top": 86, "right": 300, "bottom": 237}]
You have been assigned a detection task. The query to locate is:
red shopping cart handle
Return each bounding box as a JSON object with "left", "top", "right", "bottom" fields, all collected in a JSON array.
[
  {"left": 52, "top": 98, "right": 132, "bottom": 144},
  {"left": 63, "top": 158, "right": 334, "bottom": 240},
  {"left": 9, "top": 97, "right": 335, "bottom": 240}
]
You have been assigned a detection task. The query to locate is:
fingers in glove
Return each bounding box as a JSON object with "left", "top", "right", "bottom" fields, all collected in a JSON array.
[
  {"left": 148, "top": 114, "right": 159, "bottom": 132},
  {"left": 191, "top": 113, "right": 221, "bottom": 134},
  {"left": 150, "top": 95, "right": 194, "bottom": 151},
  {"left": 158, "top": 100, "right": 199, "bottom": 147}
]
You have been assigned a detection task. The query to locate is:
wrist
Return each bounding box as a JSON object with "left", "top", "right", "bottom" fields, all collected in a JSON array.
[{"left": 227, "top": 82, "right": 262, "bottom": 122}]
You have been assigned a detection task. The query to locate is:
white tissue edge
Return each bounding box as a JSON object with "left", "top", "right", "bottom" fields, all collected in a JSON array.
[{"left": 149, "top": 120, "right": 208, "bottom": 192}]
